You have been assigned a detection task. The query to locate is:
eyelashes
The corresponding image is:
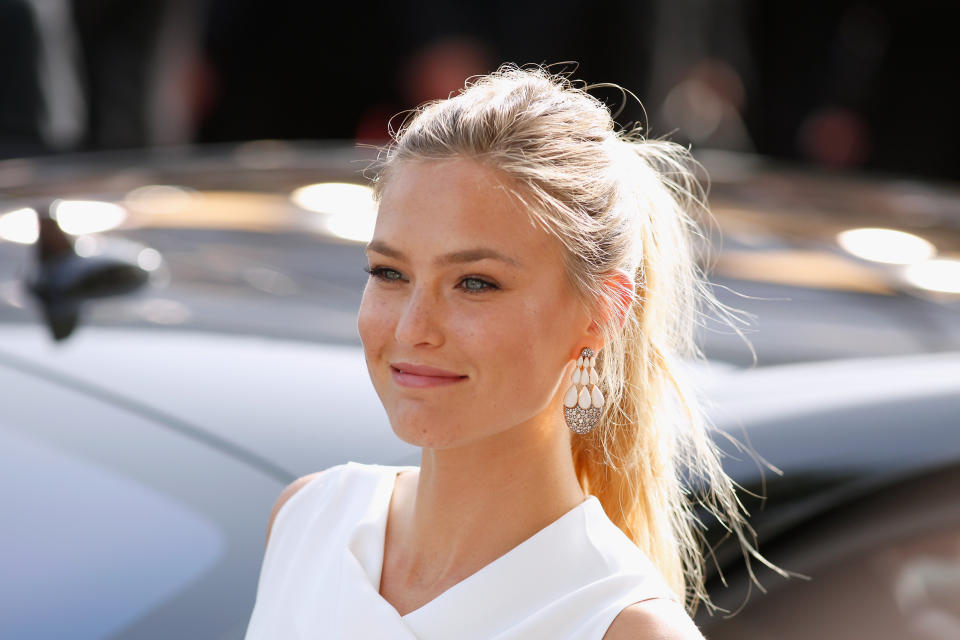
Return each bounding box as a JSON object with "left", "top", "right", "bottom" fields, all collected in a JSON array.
[
  {"left": 364, "top": 266, "right": 499, "bottom": 293},
  {"left": 364, "top": 265, "right": 403, "bottom": 282}
]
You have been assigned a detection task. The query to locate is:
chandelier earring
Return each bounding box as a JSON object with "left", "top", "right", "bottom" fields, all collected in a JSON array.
[{"left": 563, "top": 347, "right": 605, "bottom": 435}]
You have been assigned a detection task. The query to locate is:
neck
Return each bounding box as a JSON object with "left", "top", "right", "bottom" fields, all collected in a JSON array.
[{"left": 393, "top": 410, "right": 587, "bottom": 592}]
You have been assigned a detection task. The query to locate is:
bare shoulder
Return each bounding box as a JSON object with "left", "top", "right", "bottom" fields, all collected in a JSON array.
[
  {"left": 603, "top": 598, "right": 705, "bottom": 640},
  {"left": 264, "top": 470, "right": 326, "bottom": 547}
]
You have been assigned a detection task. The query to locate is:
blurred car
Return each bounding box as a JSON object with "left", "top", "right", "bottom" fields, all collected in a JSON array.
[
  {"left": 691, "top": 353, "right": 960, "bottom": 638},
  {"left": 0, "top": 142, "right": 958, "bottom": 639}
]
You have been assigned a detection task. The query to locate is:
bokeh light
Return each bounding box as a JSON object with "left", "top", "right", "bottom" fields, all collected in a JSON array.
[
  {"left": 0, "top": 207, "right": 39, "bottom": 244},
  {"left": 291, "top": 182, "right": 377, "bottom": 242},
  {"left": 904, "top": 258, "right": 960, "bottom": 294},
  {"left": 836, "top": 227, "right": 935, "bottom": 265},
  {"left": 53, "top": 200, "right": 127, "bottom": 235}
]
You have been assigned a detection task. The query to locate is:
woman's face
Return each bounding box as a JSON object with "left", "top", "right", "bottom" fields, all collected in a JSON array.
[{"left": 358, "top": 157, "right": 596, "bottom": 449}]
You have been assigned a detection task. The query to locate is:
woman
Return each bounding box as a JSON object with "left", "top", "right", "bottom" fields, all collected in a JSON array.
[{"left": 245, "top": 64, "right": 774, "bottom": 639}]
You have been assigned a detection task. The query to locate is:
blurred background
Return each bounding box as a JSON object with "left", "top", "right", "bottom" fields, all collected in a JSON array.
[
  {"left": 2, "top": 0, "right": 958, "bottom": 179},
  {"left": 2, "top": 2, "right": 959, "bottom": 639}
]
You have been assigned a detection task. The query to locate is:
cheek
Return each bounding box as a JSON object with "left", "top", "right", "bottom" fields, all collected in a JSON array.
[
  {"left": 464, "top": 296, "right": 570, "bottom": 402},
  {"left": 525, "top": 289, "right": 584, "bottom": 382},
  {"left": 357, "top": 287, "right": 392, "bottom": 352}
]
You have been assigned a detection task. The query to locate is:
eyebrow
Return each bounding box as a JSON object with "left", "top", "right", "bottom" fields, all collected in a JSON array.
[{"left": 366, "top": 240, "right": 521, "bottom": 267}]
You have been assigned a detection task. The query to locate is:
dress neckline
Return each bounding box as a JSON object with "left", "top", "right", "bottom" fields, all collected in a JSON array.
[{"left": 346, "top": 463, "right": 600, "bottom": 623}]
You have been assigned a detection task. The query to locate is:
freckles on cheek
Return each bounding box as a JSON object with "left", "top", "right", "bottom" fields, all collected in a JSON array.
[
  {"left": 489, "top": 307, "right": 541, "bottom": 364},
  {"left": 458, "top": 312, "right": 510, "bottom": 349},
  {"left": 516, "top": 295, "right": 569, "bottom": 369},
  {"left": 358, "top": 296, "right": 391, "bottom": 349}
]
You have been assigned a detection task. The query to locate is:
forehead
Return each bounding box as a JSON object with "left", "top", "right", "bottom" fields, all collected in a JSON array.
[{"left": 374, "top": 158, "right": 557, "bottom": 259}]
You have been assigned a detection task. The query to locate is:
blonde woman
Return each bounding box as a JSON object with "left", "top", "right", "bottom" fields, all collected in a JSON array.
[{"left": 245, "top": 64, "right": 773, "bottom": 639}]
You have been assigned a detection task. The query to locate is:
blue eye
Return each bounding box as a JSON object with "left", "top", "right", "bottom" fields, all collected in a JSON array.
[
  {"left": 364, "top": 266, "right": 497, "bottom": 293},
  {"left": 460, "top": 277, "right": 497, "bottom": 292},
  {"left": 364, "top": 266, "right": 403, "bottom": 281}
]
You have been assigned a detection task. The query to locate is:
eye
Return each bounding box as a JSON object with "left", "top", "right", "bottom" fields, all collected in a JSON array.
[
  {"left": 459, "top": 277, "right": 498, "bottom": 293},
  {"left": 364, "top": 266, "right": 404, "bottom": 282}
]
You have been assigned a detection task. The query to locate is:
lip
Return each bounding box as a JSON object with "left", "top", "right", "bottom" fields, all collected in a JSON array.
[{"left": 390, "top": 362, "right": 468, "bottom": 388}]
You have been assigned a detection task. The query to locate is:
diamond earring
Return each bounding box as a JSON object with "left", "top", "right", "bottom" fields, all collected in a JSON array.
[{"left": 563, "top": 347, "right": 604, "bottom": 434}]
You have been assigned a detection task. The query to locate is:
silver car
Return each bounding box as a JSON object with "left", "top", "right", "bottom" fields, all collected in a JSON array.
[{"left": 1, "top": 143, "right": 958, "bottom": 638}]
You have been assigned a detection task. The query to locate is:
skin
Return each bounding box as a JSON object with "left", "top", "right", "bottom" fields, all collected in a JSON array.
[
  {"left": 359, "top": 157, "right": 601, "bottom": 615},
  {"left": 266, "top": 156, "right": 701, "bottom": 638}
]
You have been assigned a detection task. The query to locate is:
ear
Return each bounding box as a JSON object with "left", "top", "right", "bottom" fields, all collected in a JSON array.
[
  {"left": 606, "top": 269, "right": 635, "bottom": 329},
  {"left": 587, "top": 269, "right": 635, "bottom": 337}
]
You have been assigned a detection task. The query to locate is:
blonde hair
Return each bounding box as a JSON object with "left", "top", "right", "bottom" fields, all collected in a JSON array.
[{"left": 369, "top": 63, "right": 782, "bottom": 615}]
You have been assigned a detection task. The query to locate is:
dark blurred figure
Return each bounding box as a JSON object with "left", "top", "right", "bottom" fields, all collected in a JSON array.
[
  {"left": 196, "top": 0, "right": 498, "bottom": 143},
  {"left": 0, "top": 0, "right": 196, "bottom": 158},
  {"left": 70, "top": 0, "right": 165, "bottom": 149},
  {"left": 646, "top": 0, "right": 959, "bottom": 179},
  {"left": 197, "top": 0, "right": 398, "bottom": 143},
  {"left": 3, "top": 0, "right": 957, "bottom": 179},
  {"left": 648, "top": 0, "right": 756, "bottom": 151},
  {"left": 355, "top": 36, "right": 495, "bottom": 143},
  {"left": 196, "top": 0, "right": 654, "bottom": 145},
  {"left": 0, "top": 0, "right": 49, "bottom": 157},
  {"left": 749, "top": 2, "right": 960, "bottom": 178}
]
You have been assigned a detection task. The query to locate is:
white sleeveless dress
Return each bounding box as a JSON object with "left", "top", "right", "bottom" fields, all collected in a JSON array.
[{"left": 244, "top": 461, "right": 680, "bottom": 639}]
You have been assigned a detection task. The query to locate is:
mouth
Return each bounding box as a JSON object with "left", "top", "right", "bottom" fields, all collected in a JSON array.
[{"left": 390, "top": 362, "right": 468, "bottom": 388}]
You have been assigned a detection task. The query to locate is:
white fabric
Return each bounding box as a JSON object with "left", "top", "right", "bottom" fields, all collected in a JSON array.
[{"left": 245, "top": 461, "right": 679, "bottom": 639}]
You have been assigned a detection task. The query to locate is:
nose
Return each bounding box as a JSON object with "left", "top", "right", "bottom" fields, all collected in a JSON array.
[{"left": 394, "top": 285, "right": 444, "bottom": 347}]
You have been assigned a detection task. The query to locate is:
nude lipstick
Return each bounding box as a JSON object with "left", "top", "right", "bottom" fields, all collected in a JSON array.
[{"left": 390, "top": 362, "right": 468, "bottom": 388}]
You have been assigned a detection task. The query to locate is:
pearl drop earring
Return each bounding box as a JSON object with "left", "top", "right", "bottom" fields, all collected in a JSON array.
[{"left": 563, "top": 347, "right": 604, "bottom": 434}]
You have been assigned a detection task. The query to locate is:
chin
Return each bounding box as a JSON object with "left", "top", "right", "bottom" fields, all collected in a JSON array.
[
  {"left": 389, "top": 421, "right": 461, "bottom": 449},
  {"left": 384, "top": 405, "right": 478, "bottom": 450}
]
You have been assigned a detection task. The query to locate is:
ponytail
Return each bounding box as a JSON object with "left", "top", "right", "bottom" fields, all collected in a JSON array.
[{"left": 372, "top": 63, "right": 788, "bottom": 614}]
